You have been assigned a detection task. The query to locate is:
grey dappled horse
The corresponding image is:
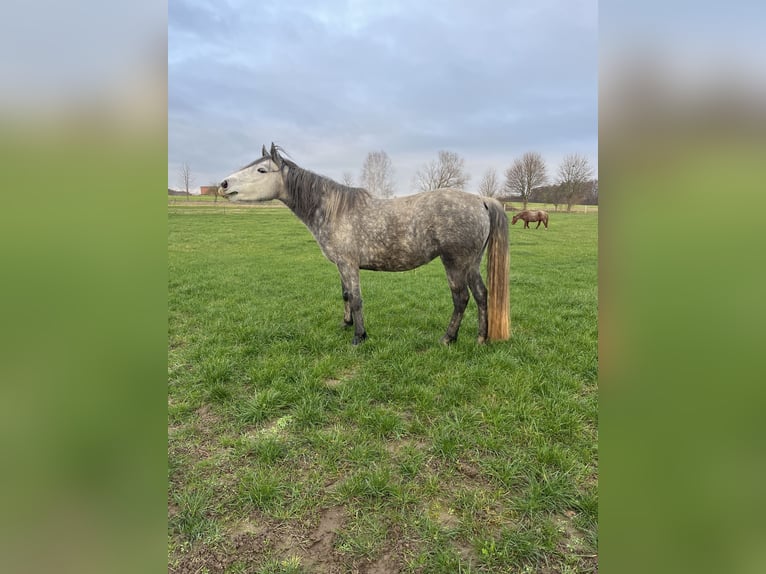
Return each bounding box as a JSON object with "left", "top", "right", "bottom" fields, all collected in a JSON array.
[{"left": 219, "top": 144, "right": 510, "bottom": 345}]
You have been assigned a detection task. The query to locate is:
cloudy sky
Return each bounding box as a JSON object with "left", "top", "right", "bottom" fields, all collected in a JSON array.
[{"left": 169, "top": 0, "right": 597, "bottom": 194}]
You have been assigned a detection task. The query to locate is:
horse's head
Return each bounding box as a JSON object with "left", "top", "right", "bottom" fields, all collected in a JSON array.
[
  {"left": 511, "top": 214, "right": 519, "bottom": 224},
  {"left": 219, "top": 143, "right": 286, "bottom": 202}
]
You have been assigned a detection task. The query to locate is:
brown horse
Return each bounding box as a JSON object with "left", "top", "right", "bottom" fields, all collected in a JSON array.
[{"left": 511, "top": 210, "right": 549, "bottom": 229}]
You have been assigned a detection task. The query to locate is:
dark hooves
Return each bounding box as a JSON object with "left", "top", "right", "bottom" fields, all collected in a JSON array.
[{"left": 352, "top": 332, "right": 368, "bottom": 345}]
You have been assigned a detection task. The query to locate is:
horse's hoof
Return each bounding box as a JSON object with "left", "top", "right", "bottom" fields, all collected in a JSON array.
[
  {"left": 341, "top": 320, "right": 353, "bottom": 329},
  {"left": 477, "top": 336, "right": 487, "bottom": 345},
  {"left": 440, "top": 335, "right": 456, "bottom": 346},
  {"left": 352, "top": 332, "right": 368, "bottom": 345}
]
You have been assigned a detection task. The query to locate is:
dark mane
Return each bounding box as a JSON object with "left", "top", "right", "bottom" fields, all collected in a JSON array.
[{"left": 282, "top": 157, "right": 372, "bottom": 222}]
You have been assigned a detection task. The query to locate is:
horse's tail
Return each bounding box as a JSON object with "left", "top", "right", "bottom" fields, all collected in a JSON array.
[{"left": 486, "top": 199, "right": 510, "bottom": 340}]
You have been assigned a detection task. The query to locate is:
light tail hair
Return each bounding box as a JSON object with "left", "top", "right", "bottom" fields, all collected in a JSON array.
[{"left": 486, "top": 200, "right": 510, "bottom": 340}]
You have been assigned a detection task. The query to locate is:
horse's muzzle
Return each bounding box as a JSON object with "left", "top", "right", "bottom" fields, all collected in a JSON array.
[{"left": 218, "top": 180, "right": 234, "bottom": 197}]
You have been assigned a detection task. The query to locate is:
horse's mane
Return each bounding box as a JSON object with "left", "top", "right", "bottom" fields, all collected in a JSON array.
[{"left": 282, "top": 156, "right": 372, "bottom": 221}]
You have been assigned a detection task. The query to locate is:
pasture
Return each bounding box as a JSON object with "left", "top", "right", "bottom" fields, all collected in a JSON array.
[
  {"left": 168, "top": 206, "right": 598, "bottom": 573},
  {"left": 168, "top": 195, "right": 598, "bottom": 214}
]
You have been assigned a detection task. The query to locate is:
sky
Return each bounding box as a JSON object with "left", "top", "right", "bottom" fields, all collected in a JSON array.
[{"left": 168, "top": 0, "right": 597, "bottom": 194}]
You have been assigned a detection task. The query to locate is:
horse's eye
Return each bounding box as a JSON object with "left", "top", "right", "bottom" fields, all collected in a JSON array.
[{"left": 257, "top": 167, "right": 267, "bottom": 173}]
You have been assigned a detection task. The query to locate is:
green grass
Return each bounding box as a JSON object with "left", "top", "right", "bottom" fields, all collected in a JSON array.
[{"left": 168, "top": 206, "right": 597, "bottom": 573}]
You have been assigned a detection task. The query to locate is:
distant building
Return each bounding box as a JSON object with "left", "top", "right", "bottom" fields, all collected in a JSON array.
[
  {"left": 200, "top": 186, "right": 218, "bottom": 196},
  {"left": 168, "top": 188, "right": 190, "bottom": 196}
]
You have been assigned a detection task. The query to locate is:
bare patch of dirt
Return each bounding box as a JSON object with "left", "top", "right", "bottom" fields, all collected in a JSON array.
[
  {"left": 456, "top": 460, "right": 481, "bottom": 479},
  {"left": 385, "top": 438, "right": 414, "bottom": 455},
  {"left": 295, "top": 506, "right": 346, "bottom": 572},
  {"left": 170, "top": 516, "right": 299, "bottom": 574},
  {"left": 195, "top": 404, "right": 219, "bottom": 428},
  {"left": 455, "top": 539, "right": 479, "bottom": 565},
  {"left": 170, "top": 508, "right": 418, "bottom": 574},
  {"left": 366, "top": 547, "right": 401, "bottom": 574},
  {"left": 169, "top": 542, "right": 229, "bottom": 574},
  {"left": 229, "top": 518, "right": 266, "bottom": 538},
  {"left": 436, "top": 509, "right": 460, "bottom": 529}
]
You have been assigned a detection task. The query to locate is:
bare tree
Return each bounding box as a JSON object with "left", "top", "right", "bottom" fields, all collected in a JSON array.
[
  {"left": 557, "top": 154, "right": 593, "bottom": 211},
  {"left": 503, "top": 152, "right": 547, "bottom": 210},
  {"left": 414, "top": 150, "right": 470, "bottom": 192},
  {"left": 477, "top": 167, "right": 501, "bottom": 198},
  {"left": 547, "top": 183, "right": 565, "bottom": 211},
  {"left": 586, "top": 179, "right": 599, "bottom": 205},
  {"left": 360, "top": 151, "right": 395, "bottom": 198},
  {"left": 341, "top": 171, "right": 356, "bottom": 187},
  {"left": 179, "top": 162, "right": 194, "bottom": 196}
]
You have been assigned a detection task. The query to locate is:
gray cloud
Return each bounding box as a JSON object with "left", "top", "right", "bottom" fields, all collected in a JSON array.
[{"left": 169, "top": 0, "right": 597, "bottom": 193}]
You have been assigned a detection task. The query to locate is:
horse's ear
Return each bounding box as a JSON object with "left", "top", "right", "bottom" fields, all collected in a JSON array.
[
  {"left": 262, "top": 144, "right": 268, "bottom": 157},
  {"left": 270, "top": 142, "right": 282, "bottom": 167}
]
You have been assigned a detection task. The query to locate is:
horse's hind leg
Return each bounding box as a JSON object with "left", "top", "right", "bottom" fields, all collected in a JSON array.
[
  {"left": 468, "top": 268, "right": 488, "bottom": 344},
  {"left": 536, "top": 220, "right": 541, "bottom": 229},
  {"left": 337, "top": 263, "right": 367, "bottom": 345},
  {"left": 340, "top": 278, "right": 353, "bottom": 327},
  {"left": 441, "top": 260, "right": 470, "bottom": 345}
]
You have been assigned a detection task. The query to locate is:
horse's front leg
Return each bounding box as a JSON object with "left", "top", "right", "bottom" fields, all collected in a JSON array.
[
  {"left": 337, "top": 263, "right": 367, "bottom": 345},
  {"left": 536, "top": 221, "right": 541, "bottom": 229}
]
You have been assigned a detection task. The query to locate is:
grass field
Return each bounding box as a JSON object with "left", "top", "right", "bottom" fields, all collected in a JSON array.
[{"left": 168, "top": 205, "right": 598, "bottom": 573}]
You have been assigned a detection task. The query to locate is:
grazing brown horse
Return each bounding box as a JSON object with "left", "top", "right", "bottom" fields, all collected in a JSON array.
[
  {"left": 218, "top": 144, "right": 510, "bottom": 345},
  {"left": 511, "top": 210, "right": 549, "bottom": 229}
]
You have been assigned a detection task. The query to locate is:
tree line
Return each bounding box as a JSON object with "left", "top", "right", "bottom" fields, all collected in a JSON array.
[
  {"left": 351, "top": 149, "right": 597, "bottom": 211},
  {"left": 178, "top": 149, "right": 597, "bottom": 211}
]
